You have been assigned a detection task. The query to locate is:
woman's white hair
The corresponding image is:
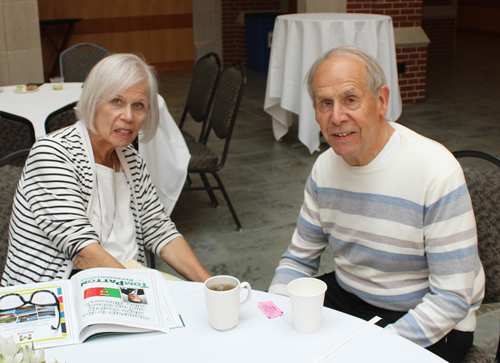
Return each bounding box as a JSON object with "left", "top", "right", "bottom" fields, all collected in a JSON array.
[
  {"left": 306, "top": 45, "right": 387, "bottom": 103},
  {"left": 76, "top": 53, "right": 159, "bottom": 143}
]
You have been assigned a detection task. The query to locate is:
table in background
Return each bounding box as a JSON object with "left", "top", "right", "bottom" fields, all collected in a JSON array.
[
  {"left": 0, "top": 83, "right": 189, "bottom": 215},
  {"left": 264, "top": 13, "right": 402, "bottom": 154},
  {"left": 45, "top": 281, "right": 445, "bottom": 363}
]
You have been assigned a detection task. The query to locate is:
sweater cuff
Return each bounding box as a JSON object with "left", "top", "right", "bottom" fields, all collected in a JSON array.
[{"left": 268, "top": 283, "right": 290, "bottom": 297}]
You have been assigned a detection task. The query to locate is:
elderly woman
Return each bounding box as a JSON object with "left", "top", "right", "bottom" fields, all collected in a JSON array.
[{"left": 2, "top": 54, "right": 211, "bottom": 286}]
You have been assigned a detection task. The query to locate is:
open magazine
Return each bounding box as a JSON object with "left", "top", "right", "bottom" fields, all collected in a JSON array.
[{"left": 0, "top": 268, "right": 183, "bottom": 349}]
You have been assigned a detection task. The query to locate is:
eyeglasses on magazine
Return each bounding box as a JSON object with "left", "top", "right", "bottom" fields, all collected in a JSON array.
[{"left": 0, "top": 290, "right": 60, "bottom": 330}]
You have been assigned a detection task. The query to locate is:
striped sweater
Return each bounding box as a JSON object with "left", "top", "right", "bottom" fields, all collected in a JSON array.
[
  {"left": 269, "top": 123, "right": 485, "bottom": 347},
  {"left": 2, "top": 122, "right": 181, "bottom": 286}
]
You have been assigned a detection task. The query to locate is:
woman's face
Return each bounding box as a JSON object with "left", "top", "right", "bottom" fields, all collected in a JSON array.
[{"left": 92, "top": 81, "right": 148, "bottom": 153}]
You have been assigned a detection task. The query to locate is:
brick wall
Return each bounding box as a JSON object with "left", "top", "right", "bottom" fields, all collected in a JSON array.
[
  {"left": 346, "top": 0, "right": 427, "bottom": 104},
  {"left": 422, "top": 0, "right": 457, "bottom": 55},
  {"left": 221, "top": 0, "right": 280, "bottom": 66},
  {"left": 422, "top": 17, "right": 456, "bottom": 53},
  {"left": 423, "top": 0, "right": 452, "bottom": 5},
  {"left": 397, "top": 46, "right": 428, "bottom": 104},
  {"left": 346, "top": 0, "right": 423, "bottom": 27}
]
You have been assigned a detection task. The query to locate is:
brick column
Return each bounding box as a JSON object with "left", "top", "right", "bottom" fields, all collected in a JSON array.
[
  {"left": 422, "top": 0, "right": 457, "bottom": 54},
  {"left": 397, "top": 46, "right": 428, "bottom": 104},
  {"left": 346, "top": 0, "right": 429, "bottom": 104},
  {"left": 221, "top": 0, "right": 282, "bottom": 66}
]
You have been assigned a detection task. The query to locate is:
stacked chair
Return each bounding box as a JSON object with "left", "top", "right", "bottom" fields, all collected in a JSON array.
[
  {"left": 182, "top": 61, "right": 246, "bottom": 231},
  {"left": 178, "top": 52, "right": 221, "bottom": 143},
  {"left": 453, "top": 150, "right": 500, "bottom": 363}
]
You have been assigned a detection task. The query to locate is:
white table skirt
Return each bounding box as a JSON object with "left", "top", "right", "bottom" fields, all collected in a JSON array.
[
  {"left": 139, "top": 96, "right": 191, "bottom": 215},
  {"left": 0, "top": 83, "right": 189, "bottom": 214},
  {"left": 45, "top": 281, "right": 445, "bottom": 363},
  {"left": 264, "top": 13, "right": 402, "bottom": 154}
]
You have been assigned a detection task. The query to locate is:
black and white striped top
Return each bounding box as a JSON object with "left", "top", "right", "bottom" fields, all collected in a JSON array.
[{"left": 2, "top": 123, "right": 181, "bottom": 286}]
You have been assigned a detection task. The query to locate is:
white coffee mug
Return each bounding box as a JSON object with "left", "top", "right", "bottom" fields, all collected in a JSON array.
[{"left": 204, "top": 275, "right": 252, "bottom": 331}]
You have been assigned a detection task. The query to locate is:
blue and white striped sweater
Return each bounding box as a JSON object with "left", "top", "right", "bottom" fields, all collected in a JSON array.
[{"left": 269, "top": 123, "right": 485, "bottom": 346}]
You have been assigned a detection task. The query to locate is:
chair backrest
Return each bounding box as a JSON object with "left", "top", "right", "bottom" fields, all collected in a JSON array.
[
  {"left": 0, "top": 149, "right": 29, "bottom": 279},
  {"left": 179, "top": 52, "right": 221, "bottom": 141},
  {"left": 0, "top": 111, "right": 35, "bottom": 167},
  {"left": 45, "top": 101, "right": 78, "bottom": 134},
  {"left": 60, "top": 43, "right": 110, "bottom": 82},
  {"left": 203, "top": 61, "right": 246, "bottom": 167},
  {"left": 454, "top": 150, "right": 500, "bottom": 304}
]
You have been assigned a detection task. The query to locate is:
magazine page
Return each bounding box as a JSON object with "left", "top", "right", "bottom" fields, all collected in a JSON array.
[
  {"left": 0, "top": 280, "right": 79, "bottom": 349},
  {"left": 159, "top": 279, "right": 184, "bottom": 329},
  {"left": 72, "top": 268, "right": 169, "bottom": 341}
]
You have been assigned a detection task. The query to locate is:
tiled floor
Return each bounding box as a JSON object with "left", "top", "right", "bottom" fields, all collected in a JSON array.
[{"left": 155, "top": 31, "right": 500, "bottom": 359}]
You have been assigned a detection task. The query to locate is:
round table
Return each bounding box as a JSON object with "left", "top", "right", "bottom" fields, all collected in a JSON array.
[
  {"left": 264, "top": 13, "right": 402, "bottom": 154},
  {"left": 45, "top": 281, "right": 445, "bottom": 362}
]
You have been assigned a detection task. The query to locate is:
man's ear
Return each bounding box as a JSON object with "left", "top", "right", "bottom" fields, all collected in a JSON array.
[{"left": 377, "top": 85, "right": 390, "bottom": 117}]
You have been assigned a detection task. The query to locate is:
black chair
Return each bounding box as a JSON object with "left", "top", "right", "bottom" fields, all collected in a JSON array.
[
  {"left": 453, "top": 150, "right": 500, "bottom": 168},
  {"left": 45, "top": 101, "right": 78, "bottom": 134},
  {"left": 60, "top": 43, "right": 110, "bottom": 82},
  {"left": 183, "top": 62, "right": 246, "bottom": 231},
  {"left": 453, "top": 151, "right": 500, "bottom": 363},
  {"left": 178, "top": 52, "right": 221, "bottom": 143},
  {"left": 0, "top": 111, "right": 35, "bottom": 167},
  {"left": 0, "top": 149, "right": 30, "bottom": 280}
]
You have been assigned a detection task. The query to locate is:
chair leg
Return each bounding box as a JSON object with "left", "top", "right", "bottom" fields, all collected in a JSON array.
[
  {"left": 212, "top": 172, "right": 242, "bottom": 231},
  {"left": 187, "top": 174, "right": 193, "bottom": 186},
  {"left": 200, "top": 172, "right": 219, "bottom": 207}
]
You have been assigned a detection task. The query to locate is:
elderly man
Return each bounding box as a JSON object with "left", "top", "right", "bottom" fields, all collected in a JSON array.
[{"left": 269, "top": 46, "right": 485, "bottom": 363}]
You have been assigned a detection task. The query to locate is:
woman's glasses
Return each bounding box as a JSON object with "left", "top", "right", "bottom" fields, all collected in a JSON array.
[{"left": 0, "top": 290, "right": 60, "bottom": 330}]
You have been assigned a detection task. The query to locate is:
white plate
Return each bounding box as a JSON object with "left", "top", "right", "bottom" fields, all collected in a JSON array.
[{"left": 13, "top": 88, "right": 39, "bottom": 94}]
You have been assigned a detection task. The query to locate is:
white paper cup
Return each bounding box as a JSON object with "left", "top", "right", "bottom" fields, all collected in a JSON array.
[
  {"left": 204, "top": 275, "right": 252, "bottom": 331},
  {"left": 287, "top": 278, "right": 327, "bottom": 334}
]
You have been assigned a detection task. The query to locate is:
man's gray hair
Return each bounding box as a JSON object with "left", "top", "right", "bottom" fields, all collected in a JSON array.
[
  {"left": 306, "top": 45, "right": 387, "bottom": 103},
  {"left": 76, "top": 53, "right": 159, "bottom": 143}
]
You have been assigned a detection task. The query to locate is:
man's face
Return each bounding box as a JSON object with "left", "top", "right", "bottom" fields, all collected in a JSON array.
[
  {"left": 128, "top": 293, "right": 142, "bottom": 303},
  {"left": 313, "top": 56, "right": 390, "bottom": 166}
]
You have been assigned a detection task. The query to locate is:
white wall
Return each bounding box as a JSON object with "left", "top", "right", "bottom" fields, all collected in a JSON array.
[{"left": 0, "top": 0, "right": 44, "bottom": 86}]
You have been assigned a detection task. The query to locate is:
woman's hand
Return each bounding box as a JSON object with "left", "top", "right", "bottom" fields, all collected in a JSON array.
[
  {"left": 159, "top": 237, "right": 211, "bottom": 282},
  {"left": 73, "top": 243, "right": 126, "bottom": 270}
]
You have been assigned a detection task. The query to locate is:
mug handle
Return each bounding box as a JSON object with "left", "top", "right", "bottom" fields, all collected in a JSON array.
[{"left": 239, "top": 282, "right": 252, "bottom": 308}]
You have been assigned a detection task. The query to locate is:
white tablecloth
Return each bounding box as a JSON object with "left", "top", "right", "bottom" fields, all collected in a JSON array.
[
  {"left": 264, "top": 13, "right": 402, "bottom": 154},
  {"left": 45, "top": 281, "right": 445, "bottom": 362},
  {"left": 0, "top": 83, "right": 189, "bottom": 214}
]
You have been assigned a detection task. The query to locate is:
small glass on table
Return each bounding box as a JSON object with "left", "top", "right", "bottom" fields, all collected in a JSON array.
[{"left": 49, "top": 77, "right": 64, "bottom": 90}]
